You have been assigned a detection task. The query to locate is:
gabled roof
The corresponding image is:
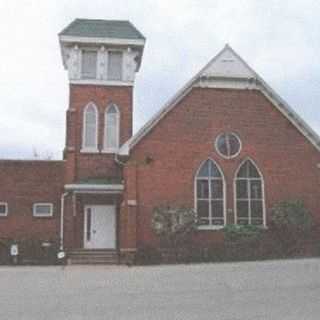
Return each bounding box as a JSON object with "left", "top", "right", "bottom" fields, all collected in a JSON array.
[
  {"left": 119, "top": 45, "right": 320, "bottom": 155},
  {"left": 59, "top": 19, "right": 145, "bottom": 40}
]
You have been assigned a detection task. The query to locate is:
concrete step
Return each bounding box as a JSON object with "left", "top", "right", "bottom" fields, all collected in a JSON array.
[
  {"left": 68, "top": 252, "right": 117, "bottom": 257},
  {"left": 69, "top": 249, "right": 116, "bottom": 253},
  {"left": 70, "top": 261, "right": 115, "bottom": 265},
  {"left": 69, "top": 258, "right": 118, "bottom": 265},
  {"left": 67, "top": 249, "right": 119, "bottom": 265}
]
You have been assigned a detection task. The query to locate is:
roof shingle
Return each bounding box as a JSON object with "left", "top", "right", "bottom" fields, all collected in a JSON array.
[{"left": 59, "top": 19, "right": 145, "bottom": 40}]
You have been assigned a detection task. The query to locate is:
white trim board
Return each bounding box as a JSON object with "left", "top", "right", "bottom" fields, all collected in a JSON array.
[
  {"left": 0, "top": 202, "right": 8, "bottom": 217},
  {"left": 65, "top": 184, "right": 124, "bottom": 192},
  {"left": 70, "top": 79, "right": 133, "bottom": 86},
  {"left": 59, "top": 35, "right": 145, "bottom": 47},
  {"left": 119, "top": 44, "right": 320, "bottom": 155}
]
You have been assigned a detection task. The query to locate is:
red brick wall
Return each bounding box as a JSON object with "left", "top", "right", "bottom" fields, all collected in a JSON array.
[
  {"left": 65, "top": 84, "right": 133, "bottom": 182},
  {"left": 128, "top": 88, "right": 320, "bottom": 247},
  {"left": 0, "top": 160, "right": 64, "bottom": 240}
]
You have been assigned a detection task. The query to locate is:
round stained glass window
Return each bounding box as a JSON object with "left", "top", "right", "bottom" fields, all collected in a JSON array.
[{"left": 215, "top": 133, "right": 241, "bottom": 159}]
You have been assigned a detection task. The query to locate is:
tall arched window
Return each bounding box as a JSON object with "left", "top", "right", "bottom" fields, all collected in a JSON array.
[
  {"left": 104, "top": 104, "right": 120, "bottom": 151},
  {"left": 195, "top": 159, "right": 226, "bottom": 228},
  {"left": 235, "top": 159, "right": 266, "bottom": 226},
  {"left": 82, "top": 102, "right": 98, "bottom": 151}
]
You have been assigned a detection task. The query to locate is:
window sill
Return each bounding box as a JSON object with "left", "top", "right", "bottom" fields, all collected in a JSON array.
[
  {"left": 197, "top": 225, "right": 225, "bottom": 231},
  {"left": 234, "top": 224, "right": 268, "bottom": 229},
  {"left": 101, "top": 148, "right": 119, "bottom": 154},
  {"left": 33, "top": 215, "right": 54, "bottom": 218},
  {"left": 80, "top": 148, "right": 99, "bottom": 154}
]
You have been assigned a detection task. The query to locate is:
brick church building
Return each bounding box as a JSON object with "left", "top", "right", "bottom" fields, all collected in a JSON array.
[{"left": 0, "top": 19, "right": 319, "bottom": 263}]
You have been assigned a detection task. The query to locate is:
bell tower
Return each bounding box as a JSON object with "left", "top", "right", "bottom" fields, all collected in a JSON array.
[{"left": 59, "top": 19, "right": 145, "bottom": 183}]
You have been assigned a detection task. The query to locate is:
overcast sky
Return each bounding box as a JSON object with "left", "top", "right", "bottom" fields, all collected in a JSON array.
[{"left": 0, "top": 0, "right": 319, "bottom": 159}]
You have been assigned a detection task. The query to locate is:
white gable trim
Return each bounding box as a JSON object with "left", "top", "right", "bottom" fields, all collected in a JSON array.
[
  {"left": 258, "top": 82, "right": 320, "bottom": 152},
  {"left": 119, "top": 45, "right": 320, "bottom": 155}
]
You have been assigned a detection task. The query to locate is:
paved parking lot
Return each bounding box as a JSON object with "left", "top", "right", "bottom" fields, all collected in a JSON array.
[{"left": 1, "top": 258, "right": 320, "bottom": 319}]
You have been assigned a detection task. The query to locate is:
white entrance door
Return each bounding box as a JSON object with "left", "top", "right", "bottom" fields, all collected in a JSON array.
[{"left": 84, "top": 205, "right": 116, "bottom": 249}]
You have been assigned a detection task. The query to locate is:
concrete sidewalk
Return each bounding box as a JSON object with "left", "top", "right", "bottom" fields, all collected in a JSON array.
[{"left": 0, "top": 258, "right": 320, "bottom": 319}]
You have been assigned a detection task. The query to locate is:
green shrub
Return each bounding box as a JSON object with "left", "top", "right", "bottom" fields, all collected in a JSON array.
[
  {"left": 271, "top": 200, "right": 314, "bottom": 233},
  {"left": 0, "top": 239, "right": 10, "bottom": 265},
  {"left": 223, "top": 225, "right": 266, "bottom": 261},
  {"left": 185, "top": 246, "right": 205, "bottom": 263},
  {"left": 152, "top": 206, "right": 197, "bottom": 261},
  {"left": 19, "top": 238, "right": 59, "bottom": 265},
  {"left": 207, "top": 243, "right": 226, "bottom": 262},
  {"left": 270, "top": 200, "right": 315, "bottom": 256},
  {"left": 223, "top": 224, "right": 263, "bottom": 243},
  {"left": 134, "top": 246, "right": 162, "bottom": 265}
]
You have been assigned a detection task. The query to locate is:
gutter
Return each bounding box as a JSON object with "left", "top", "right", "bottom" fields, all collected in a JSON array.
[{"left": 64, "top": 184, "right": 124, "bottom": 191}]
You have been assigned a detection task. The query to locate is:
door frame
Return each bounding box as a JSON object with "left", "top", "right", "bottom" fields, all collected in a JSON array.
[{"left": 83, "top": 205, "right": 116, "bottom": 249}]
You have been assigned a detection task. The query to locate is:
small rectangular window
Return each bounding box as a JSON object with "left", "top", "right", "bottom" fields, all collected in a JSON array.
[
  {"left": 81, "top": 51, "right": 97, "bottom": 79},
  {"left": 250, "top": 180, "right": 262, "bottom": 199},
  {"left": 236, "top": 180, "right": 248, "bottom": 199},
  {"left": 211, "top": 200, "right": 224, "bottom": 218},
  {"left": 211, "top": 180, "right": 223, "bottom": 199},
  {"left": 197, "top": 180, "right": 209, "bottom": 199},
  {"left": 108, "top": 51, "right": 123, "bottom": 80},
  {"left": 197, "top": 200, "right": 209, "bottom": 225},
  {"left": 236, "top": 200, "right": 249, "bottom": 225},
  {"left": 33, "top": 203, "right": 53, "bottom": 217},
  {"left": 0, "top": 202, "right": 8, "bottom": 216}
]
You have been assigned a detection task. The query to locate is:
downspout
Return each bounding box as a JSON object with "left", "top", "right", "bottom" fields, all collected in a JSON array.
[
  {"left": 114, "top": 152, "right": 125, "bottom": 259},
  {"left": 114, "top": 153, "right": 126, "bottom": 166},
  {"left": 60, "top": 192, "right": 69, "bottom": 251}
]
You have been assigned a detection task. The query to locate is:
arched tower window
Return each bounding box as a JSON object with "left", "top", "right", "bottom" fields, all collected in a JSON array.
[
  {"left": 82, "top": 102, "right": 98, "bottom": 151},
  {"left": 104, "top": 104, "right": 120, "bottom": 151},
  {"left": 235, "top": 159, "right": 266, "bottom": 226},
  {"left": 195, "top": 159, "right": 226, "bottom": 228}
]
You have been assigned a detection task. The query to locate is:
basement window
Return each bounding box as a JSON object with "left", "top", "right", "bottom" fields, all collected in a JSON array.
[
  {"left": 33, "top": 203, "right": 53, "bottom": 217},
  {"left": 0, "top": 202, "right": 8, "bottom": 216}
]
